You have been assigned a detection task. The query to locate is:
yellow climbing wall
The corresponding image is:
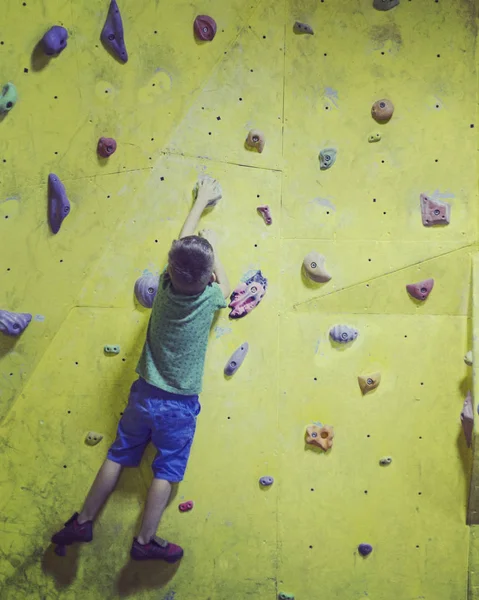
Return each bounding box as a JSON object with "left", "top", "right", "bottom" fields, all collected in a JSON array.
[{"left": 0, "top": 0, "right": 477, "bottom": 598}]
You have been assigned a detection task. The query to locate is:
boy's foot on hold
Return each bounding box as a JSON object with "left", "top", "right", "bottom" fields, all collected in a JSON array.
[
  {"left": 51, "top": 512, "right": 93, "bottom": 556},
  {"left": 130, "top": 536, "right": 183, "bottom": 562}
]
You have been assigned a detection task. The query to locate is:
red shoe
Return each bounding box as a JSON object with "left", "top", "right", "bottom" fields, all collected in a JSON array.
[
  {"left": 51, "top": 512, "right": 93, "bottom": 556},
  {"left": 130, "top": 536, "right": 183, "bottom": 562}
]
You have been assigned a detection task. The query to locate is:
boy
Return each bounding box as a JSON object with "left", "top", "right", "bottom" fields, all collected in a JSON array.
[{"left": 51, "top": 178, "right": 230, "bottom": 562}]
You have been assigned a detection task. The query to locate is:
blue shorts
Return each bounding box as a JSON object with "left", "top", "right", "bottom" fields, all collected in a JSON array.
[{"left": 107, "top": 378, "right": 201, "bottom": 482}]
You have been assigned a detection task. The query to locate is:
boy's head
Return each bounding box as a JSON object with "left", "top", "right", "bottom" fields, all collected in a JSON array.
[{"left": 168, "top": 235, "right": 215, "bottom": 294}]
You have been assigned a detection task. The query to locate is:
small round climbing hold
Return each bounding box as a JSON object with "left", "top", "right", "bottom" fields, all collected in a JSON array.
[
  {"left": 259, "top": 476, "right": 274, "bottom": 486},
  {"left": 246, "top": 129, "right": 266, "bottom": 153},
  {"left": 319, "top": 148, "right": 337, "bottom": 170},
  {"left": 42, "top": 25, "right": 68, "bottom": 56},
  {"left": 371, "top": 98, "right": 394, "bottom": 122},
  {"left": 358, "top": 543, "right": 373, "bottom": 556},
  {"left": 303, "top": 251, "right": 331, "bottom": 283},
  {"left": 194, "top": 15, "right": 217, "bottom": 41},
  {"left": 379, "top": 456, "right": 392, "bottom": 466},
  {"left": 97, "top": 137, "right": 117, "bottom": 158},
  {"left": 0, "top": 82, "right": 17, "bottom": 114},
  {"left": 179, "top": 500, "right": 194, "bottom": 512},
  {"left": 134, "top": 274, "right": 159, "bottom": 308}
]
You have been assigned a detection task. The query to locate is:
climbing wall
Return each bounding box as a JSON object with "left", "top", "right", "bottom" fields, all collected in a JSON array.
[{"left": 0, "top": 0, "right": 477, "bottom": 599}]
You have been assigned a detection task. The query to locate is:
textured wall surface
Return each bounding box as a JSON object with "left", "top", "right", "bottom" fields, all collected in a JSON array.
[{"left": 0, "top": 0, "right": 477, "bottom": 599}]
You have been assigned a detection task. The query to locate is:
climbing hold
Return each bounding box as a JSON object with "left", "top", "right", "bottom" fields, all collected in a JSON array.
[
  {"left": 48, "top": 174, "right": 70, "bottom": 235},
  {"left": 465, "top": 351, "right": 473, "bottom": 366},
  {"left": 101, "top": 0, "right": 128, "bottom": 63},
  {"left": 319, "top": 148, "right": 337, "bottom": 170},
  {"left": 368, "top": 132, "right": 381, "bottom": 143},
  {"left": 259, "top": 476, "right": 274, "bottom": 486},
  {"left": 278, "top": 594, "right": 295, "bottom": 600},
  {"left": 97, "top": 137, "right": 117, "bottom": 158},
  {"left": 134, "top": 274, "right": 159, "bottom": 308},
  {"left": 329, "top": 324, "right": 359, "bottom": 344},
  {"left": 358, "top": 543, "right": 373, "bottom": 556},
  {"left": 305, "top": 424, "right": 334, "bottom": 451},
  {"left": 373, "top": 0, "right": 399, "bottom": 10},
  {"left": 379, "top": 456, "right": 392, "bottom": 466},
  {"left": 302, "top": 251, "right": 331, "bottom": 283},
  {"left": 358, "top": 373, "right": 381, "bottom": 394},
  {"left": 104, "top": 345, "right": 120, "bottom": 354},
  {"left": 371, "top": 99, "right": 394, "bottom": 121},
  {"left": 229, "top": 271, "right": 267, "bottom": 318},
  {"left": 461, "top": 391, "right": 474, "bottom": 447},
  {"left": 293, "top": 21, "right": 314, "bottom": 35},
  {"left": 406, "top": 278, "right": 434, "bottom": 301},
  {"left": 420, "top": 193, "right": 451, "bottom": 226},
  {"left": 257, "top": 205, "right": 272, "bottom": 225},
  {"left": 42, "top": 26, "right": 68, "bottom": 56},
  {"left": 246, "top": 130, "right": 266, "bottom": 153},
  {"left": 193, "top": 175, "right": 222, "bottom": 207},
  {"left": 224, "top": 342, "right": 249, "bottom": 376},
  {"left": 178, "top": 501, "right": 194, "bottom": 512},
  {"left": 194, "top": 15, "right": 217, "bottom": 41},
  {"left": 0, "top": 83, "right": 17, "bottom": 114},
  {"left": 0, "top": 310, "right": 32, "bottom": 336},
  {"left": 85, "top": 432, "right": 103, "bottom": 446}
]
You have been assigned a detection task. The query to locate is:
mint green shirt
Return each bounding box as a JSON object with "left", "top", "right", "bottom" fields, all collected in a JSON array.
[{"left": 136, "top": 270, "right": 227, "bottom": 395}]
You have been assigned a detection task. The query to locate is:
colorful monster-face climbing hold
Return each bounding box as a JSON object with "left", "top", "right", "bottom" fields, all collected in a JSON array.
[
  {"left": 194, "top": 15, "right": 217, "bottom": 41},
  {"left": 302, "top": 251, "right": 331, "bottom": 283},
  {"left": 293, "top": 21, "right": 314, "bottom": 35},
  {"left": 0, "top": 310, "right": 32, "bottom": 336},
  {"left": 259, "top": 476, "right": 274, "bottom": 486},
  {"left": 420, "top": 193, "right": 451, "bottom": 226},
  {"left": 406, "top": 278, "right": 434, "bottom": 301},
  {"left": 278, "top": 593, "right": 295, "bottom": 600},
  {"left": 229, "top": 271, "right": 268, "bottom": 318},
  {"left": 101, "top": 0, "right": 128, "bottom": 63},
  {"left": 134, "top": 274, "right": 159, "bottom": 308},
  {"left": 358, "top": 543, "right": 373, "bottom": 556},
  {"left": 193, "top": 175, "right": 222, "bottom": 207},
  {"left": 373, "top": 0, "right": 399, "bottom": 10},
  {"left": 358, "top": 373, "right": 381, "bottom": 394},
  {"left": 371, "top": 98, "right": 394, "bottom": 121},
  {"left": 97, "top": 137, "right": 117, "bottom": 158},
  {"left": 104, "top": 345, "right": 120, "bottom": 354},
  {"left": 379, "top": 456, "right": 392, "bottom": 465},
  {"left": 257, "top": 205, "right": 272, "bottom": 225},
  {"left": 368, "top": 132, "right": 381, "bottom": 143},
  {"left": 246, "top": 129, "right": 266, "bottom": 153},
  {"left": 85, "top": 432, "right": 103, "bottom": 446},
  {"left": 179, "top": 501, "right": 194, "bottom": 512},
  {"left": 0, "top": 83, "right": 17, "bottom": 113},
  {"left": 42, "top": 26, "right": 68, "bottom": 56},
  {"left": 224, "top": 342, "right": 249, "bottom": 376},
  {"left": 329, "top": 324, "right": 358, "bottom": 344},
  {"left": 319, "top": 148, "right": 337, "bottom": 170},
  {"left": 461, "top": 391, "right": 474, "bottom": 447},
  {"left": 305, "top": 424, "right": 334, "bottom": 451},
  {"left": 48, "top": 173, "right": 70, "bottom": 234}
]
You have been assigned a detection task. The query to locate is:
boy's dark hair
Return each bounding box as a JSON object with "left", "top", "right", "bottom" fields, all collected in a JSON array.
[{"left": 168, "top": 235, "right": 214, "bottom": 293}]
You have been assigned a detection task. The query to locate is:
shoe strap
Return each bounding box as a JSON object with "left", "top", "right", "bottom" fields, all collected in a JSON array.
[{"left": 152, "top": 535, "right": 168, "bottom": 548}]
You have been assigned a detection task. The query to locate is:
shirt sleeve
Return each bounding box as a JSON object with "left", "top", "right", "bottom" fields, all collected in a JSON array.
[{"left": 211, "top": 282, "right": 228, "bottom": 309}]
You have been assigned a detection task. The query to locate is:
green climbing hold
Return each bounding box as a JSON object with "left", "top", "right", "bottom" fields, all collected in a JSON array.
[
  {"left": 0, "top": 83, "right": 17, "bottom": 114},
  {"left": 278, "top": 594, "right": 295, "bottom": 600},
  {"left": 104, "top": 344, "right": 120, "bottom": 354}
]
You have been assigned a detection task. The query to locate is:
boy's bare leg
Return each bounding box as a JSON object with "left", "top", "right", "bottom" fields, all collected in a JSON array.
[
  {"left": 77, "top": 458, "right": 123, "bottom": 523},
  {"left": 137, "top": 478, "right": 172, "bottom": 544}
]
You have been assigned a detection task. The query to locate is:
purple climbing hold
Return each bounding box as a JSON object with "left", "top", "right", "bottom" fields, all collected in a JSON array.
[
  {"left": 0, "top": 310, "right": 32, "bottom": 336},
  {"left": 101, "top": 0, "right": 128, "bottom": 63},
  {"left": 42, "top": 26, "right": 68, "bottom": 56},
  {"left": 134, "top": 274, "right": 159, "bottom": 308},
  {"left": 224, "top": 342, "right": 249, "bottom": 376},
  {"left": 358, "top": 543, "right": 373, "bottom": 557},
  {"left": 48, "top": 173, "right": 70, "bottom": 234}
]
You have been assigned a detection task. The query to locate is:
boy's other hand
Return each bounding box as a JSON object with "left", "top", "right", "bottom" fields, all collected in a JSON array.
[
  {"left": 195, "top": 177, "right": 221, "bottom": 209},
  {"left": 199, "top": 228, "right": 218, "bottom": 249}
]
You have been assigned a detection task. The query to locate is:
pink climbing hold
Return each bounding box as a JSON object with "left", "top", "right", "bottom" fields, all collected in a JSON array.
[
  {"left": 420, "top": 193, "right": 451, "bottom": 227},
  {"left": 406, "top": 278, "right": 434, "bottom": 301},
  {"left": 97, "top": 137, "right": 117, "bottom": 158},
  {"left": 257, "top": 205, "right": 272, "bottom": 225},
  {"left": 461, "top": 391, "right": 474, "bottom": 447},
  {"left": 0, "top": 309, "right": 32, "bottom": 336},
  {"left": 229, "top": 271, "right": 267, "bottom": 319},
  {"left": 194, "top": 15, "right": 217, "bottom": 41},
  {"left": 179, "top": 501, "right": 194, "bottom": 512}
]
